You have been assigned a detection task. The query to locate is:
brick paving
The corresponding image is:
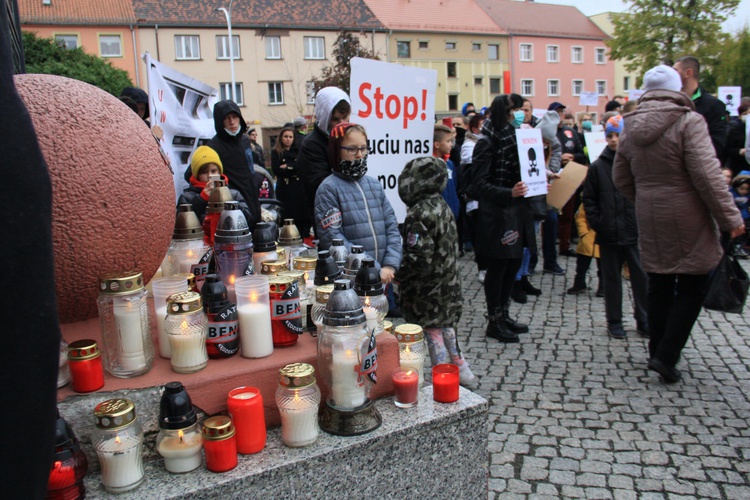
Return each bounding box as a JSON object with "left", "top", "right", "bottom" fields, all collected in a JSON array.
[{"left": 452, "top": 249, "right": 750, "bottom": 499}]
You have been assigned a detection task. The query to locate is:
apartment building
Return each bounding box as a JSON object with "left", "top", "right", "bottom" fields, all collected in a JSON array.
[{"left": 589, "top": 12, "right": 637, "bottom": 100}]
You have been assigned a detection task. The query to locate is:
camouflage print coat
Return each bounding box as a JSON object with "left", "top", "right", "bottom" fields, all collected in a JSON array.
[{"left": 396, "top": 156, "right": 462, "bottom": 328}]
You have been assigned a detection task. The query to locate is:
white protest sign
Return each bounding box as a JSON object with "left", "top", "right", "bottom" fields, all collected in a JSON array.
[
  {"left": 516, "top": 128, "right": 547, "bottom": 197},
  {"left": 350, "top": 57, "right": 437, "bottom": 222},
  {"left": 628, "top": 89, "right": 645, "bottom": 102},
  {"left": 584, "top": 131, "right": 607, "bottom": 164},
  {"left": 718, "top": 86, "right": 742, "bottom": 116},
  {"left": 591, "top": 124, "right": 604, "bottom": 133},
  {"left": 532, "top": 108, "right": 546, "bottom": 120},
  {"left": 579, "top": 91, "right": 599, "bottom": 107}
]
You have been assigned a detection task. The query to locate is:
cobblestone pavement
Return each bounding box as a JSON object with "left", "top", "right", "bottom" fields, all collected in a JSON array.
[{"left": 452, "top": 250, "right": 750, "bottom": 499}]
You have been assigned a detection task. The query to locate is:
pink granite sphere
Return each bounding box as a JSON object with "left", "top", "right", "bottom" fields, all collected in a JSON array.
[{"left": 14, "top": 74, "right": 175, "bottom": 323}]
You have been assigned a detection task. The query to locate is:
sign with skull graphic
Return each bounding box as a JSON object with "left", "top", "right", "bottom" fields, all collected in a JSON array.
[{"left": 516, "top": 128, "right": 548, "bottom": 198}]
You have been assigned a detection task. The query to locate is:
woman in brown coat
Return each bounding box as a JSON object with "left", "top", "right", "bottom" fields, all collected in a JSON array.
[{"left": 613, "top": 65, "right": 744, "bottom": 384}]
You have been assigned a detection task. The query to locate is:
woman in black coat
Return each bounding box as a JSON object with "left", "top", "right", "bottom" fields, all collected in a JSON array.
[
  {"left": 726, "top": 103, "right": 750, "bottom": 176},
  {"left": 471, "top": 94, "right": 536, "bottom": 343},
  {"left": 272, "top": 126, "right": 312, "bottom": 240}
]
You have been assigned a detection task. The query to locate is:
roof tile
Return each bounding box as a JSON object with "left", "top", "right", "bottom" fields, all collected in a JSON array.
[
  {"left": 361, "top": 0, "right": 506, "bottom": 34},
  {"left": 18, "top": 0, "right": 136, "bottom": 25}
]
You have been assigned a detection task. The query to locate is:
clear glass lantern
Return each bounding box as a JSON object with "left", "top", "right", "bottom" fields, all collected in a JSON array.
[
  {"left": 311, "top": 284, "right": 334, "bottom": 335},
  {"left": 92, "top": 398, "right": 144, "bottom": 494},
  {"left": 165, "top": 291, "right": 208, "bottom": 374},
  {"left": 279, "top": 219, "right": 305, "bottom": 269},
  {"left": 354, "top": 258, "right": 388, "bottom": 336},
  {"left": 96, "top": 272, "right": 154, "bottom": 378},
  {"left": 156, "top": 382, "right": 203, "bottom": 474},
  {"left": 163, "top": 205, "right": 212, "bottom": 290},
  {"left": 329, "top": 238, "right": 349, "bottom": 271},
  {"left": 393, "top": 324, "right": 427, "bottom": 387},
  {"left": 343, "top": 245, "right": 368, "bottom": 284},
  {"left": 214, "top": 201, "right": 254, "bottom": 303},
  {"left": 276, "top": 363, "right": 321, "bottom": 447}
]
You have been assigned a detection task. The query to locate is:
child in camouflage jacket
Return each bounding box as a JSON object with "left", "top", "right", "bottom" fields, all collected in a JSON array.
[{"left": 397, "top": 156, "right": 476, "bottom": 387}]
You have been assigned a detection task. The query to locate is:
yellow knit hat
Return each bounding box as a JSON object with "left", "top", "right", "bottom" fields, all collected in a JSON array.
[{"left": 190, "top": 146, "right": 223, "bottom": 178}]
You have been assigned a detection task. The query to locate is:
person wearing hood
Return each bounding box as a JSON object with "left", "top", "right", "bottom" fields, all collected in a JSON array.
[
  {"left": 613, "top": 64, "right": 744, "bottom": 384},
  {"left": 119, "top": 86, "right": 149, "bottom": 124},
  {"left": 397, "top": 156, "right": 476, "bottom": 387},
  {"left": 462, "top": 102, "right": 475, "bottom": 116},
  {"left": 184, "top": 100, "right": 260, "bottom": 229},
  {"left": 314, "top": 122, "right": 401, "bottom": 284},
  {"left": 297, "top": 87, "right": 351, "bottom": 234}
]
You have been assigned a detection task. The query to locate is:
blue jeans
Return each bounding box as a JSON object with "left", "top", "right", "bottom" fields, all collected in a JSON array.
[{"left": 515, "top": 248, "right": 531, "bottom": 280}]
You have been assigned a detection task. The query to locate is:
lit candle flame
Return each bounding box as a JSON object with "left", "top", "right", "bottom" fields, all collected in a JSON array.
[
  {"left": 250, "top": 292, "right": 258, "bottom": 302},
  {"left": 229, "top": 275, "right": 236, "bottom": 285},
  {"left": 405, "top": 370, "right": 414, "bottom": 377},
  {"left": 364, "top": 296, "right": 371, "bottom": 307},
  {"left": 404, "top": 344, "right": 411, "bottom": 354},
  {"left": 178, "top": 429, "right": 184, "bottom": 443},
  {"left": 115, "top": 435, "right": 122, "bottom": 445},
  {"left": 180, "top": 319, "right": 189, "bottom": 331}
]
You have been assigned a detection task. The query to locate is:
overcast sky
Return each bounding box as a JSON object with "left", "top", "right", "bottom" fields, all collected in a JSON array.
[{"left": 535, "top": 0, "right": 750, "bottom": 33}]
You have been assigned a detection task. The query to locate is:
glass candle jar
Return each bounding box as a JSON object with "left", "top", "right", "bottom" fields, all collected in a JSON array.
[
  {"left": 151, "top": 276, "right": 190, "bottom": 359},
  {"left": 165, "top": 291, "right": 208, "bottom": 374},
  {"left": 163, "top": 205, "right": 212, "bottom": 290},
  {"left": 97, "top": 272, "right": 154, "bottom": 378},
  {"left": 252, "top": 222, "right": 279, "bottom": 274},
  {"left": 260, "top": 259, "right": 288, "bottom": 276},
  {"left": 343, "top": 245, "right": 368, "bottom": 284},
  {"left": 329, "top": 238, "right": 349, "bottom": 271},
  {"left": 276, "top": 363, "right": 321, "bottom": 448},
  {"left": 47, "top": 411, "right": 88, "bottom": 500},
  {"left": 201, "top": 274, "right": 239, "bottom": 359},
  {"left": 293, "top": 256, "right": 317, "bottom": 289},
  {"left": 156, "top": 382, "right": 202, "bottom": 474},
  {"left": 201, "top": 416, "right": 238, "bottom": 473},
  {"left": 269, "top": 275, "right": 302, "bottom": 347},
  {"left": 92, "top": 398, "right": 144, "bottom": 494},
  {"left": 432, "top": 364, "right": 459, "bottom": 403},
  {"left": 310, "top": 284, "right": 334, "bottom": 335},
  {"left": 354, "top": 258, "right": 389, "bottom": 336},
  {"left": 235, "top": 275, "right": 273, "bottom": 358},
  {"left": 280, "top": 270, "right": 308, "bottom": 331},
  {"left": 279, "top": 219, "right": 305, "bottom": 269},
  {"left": 67, "top": 339, "right": 105, "bottom": 393},
  {"left": 227, "top": 387, "right": 266, "bottom": 454},
  {"left": 214, "top": 201, "right": 254, "bottom": 303},
  {"left": 57, "top": 339, "right": 71, "bottom": 389},
  {"left": 202, "top": 180, "right": 233, "bottom": 247},
  {"left": 391, "top": 367, "right": 419, "bottom": 408},
  {"left": 394, "top": 324, "right": 427, "bottom": 387}
]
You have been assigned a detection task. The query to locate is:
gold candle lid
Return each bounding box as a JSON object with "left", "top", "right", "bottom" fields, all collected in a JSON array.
[
  {"left": 68, "top": 339, "right": 101, "bottom": 361},
  {"left": 394, "top": 324, "right": 424, "bottom": 342},
  {"left": 202, "top": 415, "right": 236, "bottom": 441},
  {"left": 315, "top": 284, "right": 334, "bottom": 304},
  {"left": 94, "top": 398, "right": 137, "bottom": 430},
  {"left": 98, "top": 272, "right": 144, "bottom": 294},
  {"left": 279, "top": 270, "right": 305, "bottom": 290},
  {"left": 275, "top": 245, "right": 286, "bottom": 260},
  {"left": 175, "top": 272, "right": 197, "bottom": 290},
  {"left": 279, "top": 363, "right": 316, "bottom": 389},
  {"left": 166, "top": 291, "right": 203, "bottom": 314},
  {"left": 293, "top": 256, "right": 316, "bottom": 271},
  {"left": 383, "top": 321, "right": 394, "bottom": 334},
  {"left": 279, "top": 219, "right": 302, "bottom": 245},
  {"left": 261, "top": 259, "right": 289, "bottom": 276},
  {"left": 268, "top": 275, "right": 295, "bottom": 293}
]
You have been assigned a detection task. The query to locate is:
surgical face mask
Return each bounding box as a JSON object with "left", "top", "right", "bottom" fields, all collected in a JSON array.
[
  {"left": 582, "top": 120, "right": 593, "bottom": 131},
  {"left": 224, "top": 127, "right": 241, "bottom": 137},
  {"left": 512, "top": 110, "right": 525, "bottom": 128},
  {"left": 337, "top": 157, "right": 368, "bottom": 181}
]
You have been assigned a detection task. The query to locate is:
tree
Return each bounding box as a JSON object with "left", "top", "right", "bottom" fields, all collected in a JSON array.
[
  {"left": 607, "top": 0, "right": 739, "bottom": 80},
  {"left": 315, "top": 31, "right": 379, "bottom": 95},
  {"left": 22, "top": 31, "right": 132, "bottom": 96},
  {"left": 711, "top": 27, "right": 750, "bottom": 96}
]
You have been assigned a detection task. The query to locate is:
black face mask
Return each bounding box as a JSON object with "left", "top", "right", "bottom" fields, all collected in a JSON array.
[{"left": 337, "top": 157, "right": 368, "bottom": 181}]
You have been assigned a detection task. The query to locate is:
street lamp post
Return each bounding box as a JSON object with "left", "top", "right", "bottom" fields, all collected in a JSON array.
[{"left": 217, "top": 0, "right": 237, "bottom": 103}]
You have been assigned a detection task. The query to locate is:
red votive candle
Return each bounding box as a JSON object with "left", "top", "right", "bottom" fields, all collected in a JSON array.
[
  {"left": 227, "top": 386, "right": 267, "bottom": 454},
  {"left": 201, "top": 416, "right": 238, "bottom": 473},
  {"left": 432, "top": 364, "right": 459, "bottom": 403},
  {"left": 392, "top": 367, "right": 419, "bottom": 408},
  {"left": 67, "top": 339, "right": 105, "bottom": 393}
]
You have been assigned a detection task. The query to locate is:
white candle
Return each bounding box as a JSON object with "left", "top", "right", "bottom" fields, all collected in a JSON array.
[
  {"left": 238, "top": 302, "right": 274, "bottom": 358},
  {"left": 280, "top": 393, "right": 319, "bottom": 447},
  {"left": 96, "top": 435, "right": 144, "bottom": 492},
  {"left": 156, "top": 304, "right": 170, "bottom": 358},
  {"left": 168, "top": 320, "right": 208, "bottom": 373},
  {"left": 113, "top": 298, "right": 148, "bottom": 372},
  {"left": 400, "top": 344, "right": 425, "bottom": 387},
  {"left": 331, "top": 349, "right": 366, "bottom": 408},
  {"left": 156, "top": 430, "right": 203, "bottom": 473},
  {"left": 363, "top": 305, "right": 379, "bottom": 336}
]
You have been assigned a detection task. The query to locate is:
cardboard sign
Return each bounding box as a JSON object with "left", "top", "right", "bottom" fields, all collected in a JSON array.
[
  {"left": 516, "top": 129, "right": 547, "bottom": 197},
  {"left": 718, "top": 86, "right": 742, "bottom": 116},
  {"left": 579, "top": 92, "right": 599, "bottom": 107},
  {"left": 584, "top": 131, "right": 607, "bottom": 164},
  {"left": 628, "top": 89, "right": 645, "bottom": 102},
  {"left": 350, "top": 57, "right": 438, "bottom": 222},
  {"left": 547, "top": 161, "right": 587, "bottom": 210}
]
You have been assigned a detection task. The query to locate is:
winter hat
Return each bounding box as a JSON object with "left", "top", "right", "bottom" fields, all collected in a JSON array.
[
  {"left": 643, "top": 65, "right": 682, "bottom": 93},
  {"left": 547, "top": 101, "right": 566, "bottom": 112},
  {"left": 605, "top": 115, "right": 624, "bottom": 136},
  {"left": 535, "top": 110, "right": 561, "bottom": 141},
  {"left": 293, "top": 116, "right": 307, "bottom": 128},
  {"left": 190, "top": 146, "right": 223, "bottom": 178}
]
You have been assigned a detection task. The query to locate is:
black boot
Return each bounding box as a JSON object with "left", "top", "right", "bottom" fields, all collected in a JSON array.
[
  {"left": 520, "top": 276, "right": 541, "bottom": 296},
  {"left": 486, "top": 310, "right": 520, "bottom": 343},
  {"left": 511, "top": 280, "right": 527, "bottom": 304},
  {"left": 503, "top": 308, "right": 529, "bottom": 334}
]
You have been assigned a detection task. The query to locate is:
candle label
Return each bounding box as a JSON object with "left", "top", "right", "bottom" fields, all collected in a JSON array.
[
  {"left": 271, "top": 281, "right": 302, "bottom": 334},
  {"left": 206, "top": 303, "right": 239, "bottom": 358},
  {"left": 190, "top": 249, "right": 214, "bottom": 290},
  {"left": 360, "top": 330, "right": 378, "bottom": 384}
]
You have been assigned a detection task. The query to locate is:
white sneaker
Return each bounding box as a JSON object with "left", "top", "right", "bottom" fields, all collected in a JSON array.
[
  {"left": 478, "top": 270, "right": 486, "bottom": 284},
  {"left": 459, "top": 364, "right": 478, "bottom": 388}
]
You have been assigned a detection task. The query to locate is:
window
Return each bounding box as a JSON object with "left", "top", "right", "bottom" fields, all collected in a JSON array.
[
  {"left": 572, "top": 80, "right": 583, "bottom": 96},
  {"left": 445, "top": 41, "right": 456, "bottom": 50},
  {"left": 448, "top": 94, "right": 458, "bottom": 111},
  {"left": 54, "top": 34, "right": 78, "bottom": 50},
  {"left": 219, "top": 82, "right": 244, "bottom": 106},
  {"left": 488, "top": 43, "right": 499, "bottom": 60},
  {"left": 474, "top": 77, "right": 483, "bottom": 86},
  {"left": 546, "top": 45, "right": 559, "bottom": 63},
  {"left": 397, "top": 41, "right": 410, "bottom": 58},
  {"left": 472, "top": 43, "right": 481, "bottom": 51},
  {"left": 595, "top": 47, "right": 606, "bottom": 64},
  {"left": 418, "top": 40, "right": 429, "bottom": 49},
  {"left": 521, "top": 79, "right": 534, "bottom": 97},
  {"left": 265, "top": 36, "right": 281, "bottom": 59},
  {"left": 99, "top": 35, "right": 122, "bottom": 57},
  {"left": 547, "top": 79, "right": 560, "bottom": 96},
  {"left": 490, "top": 78, "right": 501, "bottom": 94},
  {"left": 519, "top": 43, "right": 533, "bottom": 61},
  {"left": 268, "top": 82, "right": 284, "bottom": 105},
  {"left": 571, "top": 46, "right": 583, "bottom": 64},
  {"left": 304, "top": 37, "right": 325, "bottom": 59},
  {"left": 447, "top": 62, "right": 457, "bottom": 78},
  {"left": 175, "top": 35, "right": 200, "bottom": 60},
  {"left": 216, "top": 35, "right": 240, "bottom": 60},
  {"left": 623, "top": 76, "right": 630, "bottom": 91},
  {"left": 596, "top": 80, "right": 607, "bottom": 95}
]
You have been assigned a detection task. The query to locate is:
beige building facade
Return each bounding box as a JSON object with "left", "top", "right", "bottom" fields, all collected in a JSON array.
[{"left": 589, "top": 12, "right": 637, "bottom": 99}]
